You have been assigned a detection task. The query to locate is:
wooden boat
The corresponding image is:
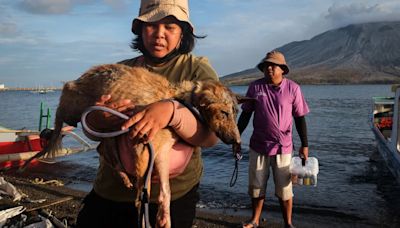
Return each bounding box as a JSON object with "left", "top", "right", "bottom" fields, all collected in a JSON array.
[
  {"left": 371, "top": 86, "right": 400, "bottom": 183},
  {"left": 0, "top": 125, "right": 95, "bottom": 169}
]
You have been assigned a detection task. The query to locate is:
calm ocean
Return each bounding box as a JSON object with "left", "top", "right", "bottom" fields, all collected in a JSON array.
[{"left": 1, "top": 84, "right": 399, "bottom": 227}]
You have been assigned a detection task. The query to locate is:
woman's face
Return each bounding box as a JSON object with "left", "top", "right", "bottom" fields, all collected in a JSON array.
[{"left": 142, "top": 16, "right": 183, "bottom": 58}]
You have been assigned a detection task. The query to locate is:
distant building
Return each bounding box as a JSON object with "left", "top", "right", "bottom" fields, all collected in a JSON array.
[{"left": 0, "top": 84, "right": 5, "bottom": 90}]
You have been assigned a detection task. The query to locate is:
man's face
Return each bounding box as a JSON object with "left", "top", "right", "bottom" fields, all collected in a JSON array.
[{"left": 263, "top": 62, "right": 284, "bottom": 84}]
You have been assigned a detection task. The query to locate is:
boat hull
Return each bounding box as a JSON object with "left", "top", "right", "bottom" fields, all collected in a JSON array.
[
  {"left": 0, "top": 129, "right": 42, "bottom": 168},
  {"left": 0, "top": 126, "right": 95, "bottom": 168},
  {"left": 0, "top": 137, "right": 42, "bottom": 154},
  {"left": 372, "top": 126, "right": 400, "bottom": 183}
]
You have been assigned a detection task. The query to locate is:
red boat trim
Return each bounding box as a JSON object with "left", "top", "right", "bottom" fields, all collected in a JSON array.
[{"left": 0, "top": 138, "right": 43, "bottom": 154}]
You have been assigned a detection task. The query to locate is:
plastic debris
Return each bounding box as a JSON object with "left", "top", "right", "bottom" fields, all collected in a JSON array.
[
  {"left": 0, "top": 176, "right": 26, "bottom": 201},
  {"left": 0, "top": 206, "right": 25, "bottom": 227},
  {"left": 23, "top": 198, "right": 47, "bottom": 204},
  {"left": 23, "top": 215, "right": 54, "bottom": 228},
  {"left": 31, "top": 178, "right": 64, "bottom": 187},
  {"left": 39, "top": 209, "right": 68, "bottom": 228}
]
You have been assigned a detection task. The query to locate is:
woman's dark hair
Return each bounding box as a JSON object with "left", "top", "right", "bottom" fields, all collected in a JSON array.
[{"left": 130, "top": 21, "right": 205, "bottom": 54}]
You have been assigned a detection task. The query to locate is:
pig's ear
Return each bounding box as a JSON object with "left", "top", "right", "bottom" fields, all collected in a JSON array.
[{"left": 235, "top": 94, "right": 256, "bottom": 104}]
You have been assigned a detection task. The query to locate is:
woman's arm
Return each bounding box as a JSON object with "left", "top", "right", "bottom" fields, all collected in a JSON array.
[
  {"left": 83, "top": 95, "right": 217, "bottom": 148},
  {"left": 168, "top": 100, "right": 218, "bottom": 147},
  {"left": 121, "top": 99, "right": 218, "bottom": 147}
]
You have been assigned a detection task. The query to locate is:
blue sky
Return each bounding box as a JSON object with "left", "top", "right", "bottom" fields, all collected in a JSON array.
[{"left": 1, "top": 0, "right": 400, "bottom": 87}]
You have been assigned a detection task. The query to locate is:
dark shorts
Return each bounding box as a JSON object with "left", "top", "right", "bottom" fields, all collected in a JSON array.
[{"left": 76, "top": 184, "right": 199, "bottom": 228}]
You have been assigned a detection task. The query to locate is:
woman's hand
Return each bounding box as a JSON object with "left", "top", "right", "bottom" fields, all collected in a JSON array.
[
  {"left": 86, "top": 95, "right": 135, "bottom": 131},
  {"left": 122, "top": 100, "right": 174, "bottom": 143}
]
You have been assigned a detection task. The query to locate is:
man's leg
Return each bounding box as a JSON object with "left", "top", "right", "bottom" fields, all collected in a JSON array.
[
  {"left": 243, "top": 197, "right": 264, "bottom": 228},
  {"left": 272, "top": 154, "right": 294, "bottom": 227},
  {"left": 245, "top": 148, "right": 270, "bottom": 228},
  {"left": 279, "top": 196, "right": 293, "bottom": 226}
]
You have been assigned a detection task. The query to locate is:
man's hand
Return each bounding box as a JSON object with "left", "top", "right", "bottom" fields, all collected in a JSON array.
[
  {"left": 299, "top": 146, "right": 309, "bottom": 161},
  {"left": 232, "top": 143, "right": 242, "bottom": 160}
]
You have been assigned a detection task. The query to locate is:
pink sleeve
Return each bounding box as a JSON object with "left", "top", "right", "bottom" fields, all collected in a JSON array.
[{"left": 168, "top": 100, "right": 218, "bottom": 147}]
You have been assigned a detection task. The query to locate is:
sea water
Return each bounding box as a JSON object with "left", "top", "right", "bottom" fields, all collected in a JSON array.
[{"left": 0, "top": 84, "right": 399, "bottom": 226}]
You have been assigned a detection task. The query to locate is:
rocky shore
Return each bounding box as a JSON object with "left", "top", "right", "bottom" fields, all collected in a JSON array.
[
  {"left": 0, "top": 173, "right": 286, "bottom": 228},
  {"left": 0, "top": 172, "right": 378, "bottom": 228}
]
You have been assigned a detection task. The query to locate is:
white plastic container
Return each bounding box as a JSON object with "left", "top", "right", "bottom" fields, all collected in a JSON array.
[{"left": 290, "top": 157, "right": 319, "bottom": 186}]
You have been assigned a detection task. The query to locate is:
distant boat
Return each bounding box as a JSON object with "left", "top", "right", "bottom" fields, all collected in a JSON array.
[
  {"left": 31, "top": 87, "right": 54, "bottom": 94},
  {"left": 371, "top": 86, "right": 400, "bottom": 183}
]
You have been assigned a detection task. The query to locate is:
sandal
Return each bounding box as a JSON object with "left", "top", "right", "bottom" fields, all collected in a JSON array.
[{"left": 242, "top": 221, "right": 258, "bottom": 228}]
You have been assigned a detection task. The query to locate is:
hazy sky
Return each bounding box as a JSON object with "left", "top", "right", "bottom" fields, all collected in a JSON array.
[{"left": 1, "top": 0, "right": 400, "bottom": 87}]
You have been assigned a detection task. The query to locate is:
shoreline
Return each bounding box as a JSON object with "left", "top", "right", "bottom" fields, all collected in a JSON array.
[
  {"left": 0, "top": 87, "right": 62, "bottom": 91},
  {"left": 0, "top": 172, "right": 379, "bottom": 228}
]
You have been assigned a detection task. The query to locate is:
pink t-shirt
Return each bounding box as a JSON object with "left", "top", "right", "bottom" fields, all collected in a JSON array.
[
  {"left": 117, "top": 134, "right": 193, "bottom": 178},
  {"left": 116, "top": 100, "right": 208, "bottom": 178},
  {"left": 96, "top": 100, "right": 213, "bottom": 180},
  {"left": 241, "top": 78, "right": 309, "bottom": 156}
]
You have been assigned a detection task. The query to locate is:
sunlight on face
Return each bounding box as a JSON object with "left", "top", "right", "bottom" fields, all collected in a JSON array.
[{"left": 142, "top": 16, "right": 183, "bottom": 58}]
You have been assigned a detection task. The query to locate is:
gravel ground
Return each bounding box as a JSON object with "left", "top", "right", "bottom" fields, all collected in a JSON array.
[
  {"left": 0, "top": 174, "right": 85, "bottom": 227},
  {"left": 0, "top": 173, "right": 281, "bottom": 228},
  {"left": 1, "top": 172, "right": 373, "bottom": 228}
]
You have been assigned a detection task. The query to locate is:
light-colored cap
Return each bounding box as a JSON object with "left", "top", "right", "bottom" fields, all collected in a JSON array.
[
  {"left": 257, "top": 50, "right": 289, "bottom": 75},
  {"left": 132, "top": 0, "right": 193, "bottom": 34}
]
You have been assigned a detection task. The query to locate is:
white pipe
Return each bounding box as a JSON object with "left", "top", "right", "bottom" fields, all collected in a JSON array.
[
  {"left": 0, "top": 147, "right": 90, "bottom": 163},
  {"left": 0, "top": 151, "right": 40, "bottom": 163}
]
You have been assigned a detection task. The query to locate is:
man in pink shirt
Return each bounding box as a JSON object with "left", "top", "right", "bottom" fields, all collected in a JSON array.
[{"left": 238, "top": 51, "right": 309, "bottom": 228}]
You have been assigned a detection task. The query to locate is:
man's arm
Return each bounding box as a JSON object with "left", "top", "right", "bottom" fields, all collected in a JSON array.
[
  {"left": 294, "top": 115, "right": 309, "bottom": 160},
  {"left": 231, "top": 110, "right": 253, "bottom": 158},
  {"left": 237, "top": 111, "right": 253, "bottom": 135}
]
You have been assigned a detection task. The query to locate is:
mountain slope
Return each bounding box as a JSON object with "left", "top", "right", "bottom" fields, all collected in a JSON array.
[{"left": 221, "top": 21, "right": 400, "bottom": 85}]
